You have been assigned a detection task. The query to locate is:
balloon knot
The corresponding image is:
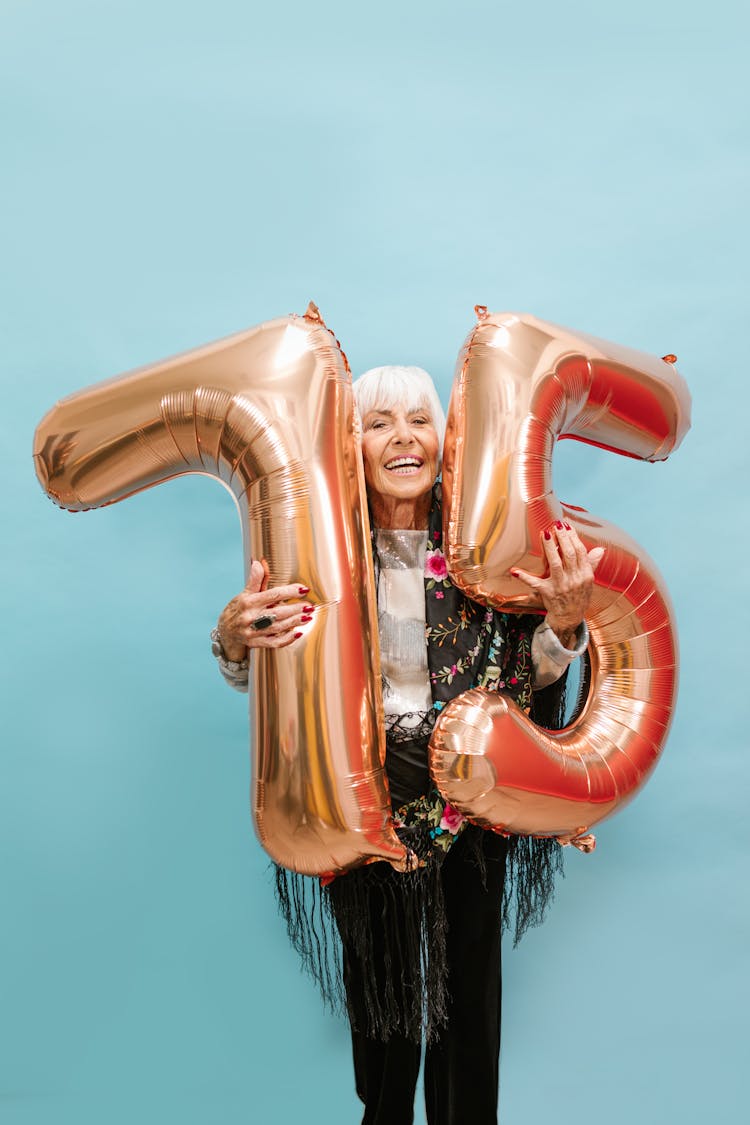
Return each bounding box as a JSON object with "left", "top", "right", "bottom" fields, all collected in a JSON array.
[
  {"left": 474, "top": 304, "right": 489, "bottom": 322},
  {"left": 662, "top": 353, "right": 677, "bottom": 364},
  {"left": 304, "top": 301, "right": 325, "bottom": 325},
  {"left": 556, "top": 830, "right": 596, "bottom": 853}
]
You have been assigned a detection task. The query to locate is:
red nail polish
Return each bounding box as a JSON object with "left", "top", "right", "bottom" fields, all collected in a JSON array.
[
  {"left": 293, "top": 631, "right": 303, "bottom": 639},
  {"left": 510, "top": 569, "right": 519, "bottom": 577},
  {"left": 298, "top": 585, "right": 310, "bottom": 594},
  {"left": 556, "top": 520, "right": 564, "bottom": 530},
  {"left": 301, "top": 615, "right": 312, "bottom": 623},
  {"left": 564, "top": 522, "right": 572, "bottom": 530},
  {"left": 303, "top": 605, "right": 314, "bottom": 613},
  {"left": 544, "top": 530, "right": 551, "bottom": 540}
]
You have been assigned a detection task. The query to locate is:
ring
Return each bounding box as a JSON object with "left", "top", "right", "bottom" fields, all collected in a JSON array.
[{"left": 251, "top": 613, "right": 276, "bottom": 631}]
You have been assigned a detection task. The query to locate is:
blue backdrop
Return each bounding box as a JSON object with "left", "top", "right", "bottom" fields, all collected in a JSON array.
[{"left": 3, "top": 2, "right": 747, "bottom": 1122}]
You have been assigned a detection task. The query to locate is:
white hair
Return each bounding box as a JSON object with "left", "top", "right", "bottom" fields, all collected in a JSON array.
[{"left": 352, "top": 365, "right": 446, "bottom": 454}]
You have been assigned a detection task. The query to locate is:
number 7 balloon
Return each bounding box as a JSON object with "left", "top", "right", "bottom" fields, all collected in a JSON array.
[
  {"left": 430, "top": 308, "right": 692, "bottom": 847},
  {"left": 33, "top": 303, "right": 407, "bottom": 876}
]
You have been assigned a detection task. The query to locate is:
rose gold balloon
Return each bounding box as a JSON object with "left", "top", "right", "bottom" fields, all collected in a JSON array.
[
  {"left": 34, "top": 303, "right": 406, "bottom": 875},
  {"left": 430, "top": 309, "right": 691, "bottom": 844}
]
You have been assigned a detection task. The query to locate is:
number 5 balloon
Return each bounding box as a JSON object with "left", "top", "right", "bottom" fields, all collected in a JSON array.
[
  {"left": 430, "top": 309, "right": 691, "bottom": 845},
  {"left": 33, "top": 304, "right": 406, "bottom": 876}
]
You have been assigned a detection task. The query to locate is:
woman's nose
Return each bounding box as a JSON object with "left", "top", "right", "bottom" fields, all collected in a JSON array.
[{"left": 392, "top": 417, "right": 413, "bottom": 442}]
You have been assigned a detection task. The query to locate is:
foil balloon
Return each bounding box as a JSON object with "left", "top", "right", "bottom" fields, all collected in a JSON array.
[
  {"left": 430, "top": 308, "right": 691, "bottom": 845},
  {"left": 33, "top": 304, "right": 406, "bottom": 876}
]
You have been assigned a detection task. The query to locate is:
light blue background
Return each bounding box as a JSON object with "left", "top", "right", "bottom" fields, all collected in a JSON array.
[{"left": 2, "top": 1, "right": 747, "bottom": 1122}]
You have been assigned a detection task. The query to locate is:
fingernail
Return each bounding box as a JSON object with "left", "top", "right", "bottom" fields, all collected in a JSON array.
[
  {"left": 298, "top": 585, "right": 310, "bottom": 594},
  {"left": 544, "top": 530, "right": 551, "bottom": 540},
  {"left": 301, "top": 615, "right": 312, "bottom": 624},
  {"left": 555, "top": 520, "right": 564, "bottom": 530},
  {"left": 293, "top": 631, "right": 303, "bottom": 639},
  {"left": 564, "top": 522, "right": 571, "bottom": 530},
  {"left": 510, "top": 569, "right": 519, "bottom": 577},
  {"left": 303, "top": 605, "right": 314, "bottom": 613}
]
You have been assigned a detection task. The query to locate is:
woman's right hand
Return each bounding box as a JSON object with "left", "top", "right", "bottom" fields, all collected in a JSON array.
[{"left": 216, "top": 560, "right": 313, "bottom": 661}]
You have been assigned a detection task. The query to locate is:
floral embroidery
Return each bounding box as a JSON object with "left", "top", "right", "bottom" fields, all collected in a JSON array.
[
  {"left": 424, "top": 546, "right": 451, "bottom": 592},
  {"left": 439, "top": 804, "right": 465, "bottom": 833},
  {"left": 424, "top": 548, "right": 447, "bottom": 579},
  {"left": 393, "top": 789, "right": 468, "bottom": 856}
]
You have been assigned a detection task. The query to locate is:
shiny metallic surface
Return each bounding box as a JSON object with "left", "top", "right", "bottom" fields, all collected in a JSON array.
[
  {"left": 431, "top": 310, "right": 691, "bottom": 842},
  {"left": 34, "top": 306, "right": 405, "bottom": 875}
]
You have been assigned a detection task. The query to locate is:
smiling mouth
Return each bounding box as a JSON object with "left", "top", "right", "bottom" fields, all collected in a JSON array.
[{"left": 385, "top": 457, "right": 424, "bottom": 474}]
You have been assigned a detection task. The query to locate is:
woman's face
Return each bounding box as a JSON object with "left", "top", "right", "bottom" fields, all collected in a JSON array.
[{"left": 360, "top": 403, "right": 440, "bottom": 505}]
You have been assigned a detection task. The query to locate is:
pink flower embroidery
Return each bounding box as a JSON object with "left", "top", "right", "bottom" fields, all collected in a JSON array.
[
  {"left": 425, "top": 549, "right": 448, "bottom": 580},
  {"left": 434, "top": 590, "right": 445, "bottom": 599},
  {"left": 439, "top": 804, "right": 465, "bottom": 834}
]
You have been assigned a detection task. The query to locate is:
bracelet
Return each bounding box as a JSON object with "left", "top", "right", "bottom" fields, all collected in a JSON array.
[{"left": 210, "top": 626, "right": 249, "bottom": 673}]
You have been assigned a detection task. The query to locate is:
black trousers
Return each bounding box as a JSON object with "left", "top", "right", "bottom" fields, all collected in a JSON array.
[{"left": 342, "top": 831, "right": 508, "bottom": 1125}]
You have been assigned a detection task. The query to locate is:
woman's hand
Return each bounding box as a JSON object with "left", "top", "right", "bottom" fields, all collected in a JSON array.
[
  {"left": 511, "top": 521, "right": 605, "bottom": 649},
  {"left": 216, "top": 560, "right": 313, "bottom": 661}
]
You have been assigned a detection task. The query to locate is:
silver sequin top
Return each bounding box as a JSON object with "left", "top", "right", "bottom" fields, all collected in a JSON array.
[{"left": 374, "top": 529, "right": 432, "bottom": 721}]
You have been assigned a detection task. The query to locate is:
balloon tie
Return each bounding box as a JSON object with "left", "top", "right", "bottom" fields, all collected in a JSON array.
[
  {"left": 304, "top": 300, "right": 325, "bottom": 325},
  {"left": 556, "top": 831, "right": 596, "bottom": 854}
]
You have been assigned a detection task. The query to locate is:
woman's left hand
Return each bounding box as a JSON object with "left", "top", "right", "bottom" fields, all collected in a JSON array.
[{"left": 510, "top": 521, "right": 605, "bottom": 650}]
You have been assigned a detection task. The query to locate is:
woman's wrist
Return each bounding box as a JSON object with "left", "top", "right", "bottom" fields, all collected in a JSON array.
[
  {"left": 210, "top": 627, "right": 249, "bottom": 668},
  {"left": 544, "top": 617, "right": 579, "bottom": 651}
]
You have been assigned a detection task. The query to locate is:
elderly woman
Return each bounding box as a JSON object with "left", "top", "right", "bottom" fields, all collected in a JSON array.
[{"left": 211, "top": 366, "right": 601, "bottom": 1125}]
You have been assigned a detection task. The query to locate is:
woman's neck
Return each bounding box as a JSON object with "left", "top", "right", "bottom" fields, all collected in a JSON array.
[{"left": 369, "top": 490, "right": 431, "bottom": 530}]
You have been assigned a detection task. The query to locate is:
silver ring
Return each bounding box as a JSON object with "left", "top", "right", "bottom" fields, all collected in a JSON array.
[{"left": 251, "top": 613, "right": 276, "bottom": 631}]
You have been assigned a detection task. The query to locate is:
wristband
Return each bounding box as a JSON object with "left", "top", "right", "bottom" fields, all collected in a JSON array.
[{"left": 210, "top": 626, "right": 249, "bottom": 674}]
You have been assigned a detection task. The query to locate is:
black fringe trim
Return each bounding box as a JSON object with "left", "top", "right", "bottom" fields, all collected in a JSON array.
[
  {"left": 455, "top": 826, "right": 564, "bottom": 946},
  {"left": 273, "top": 861, "right": 342, "bottom": 1013},
  {"left": 273, "top": 659, "right": 570, "bottom": 1044},
  {"left": 502, "top": 833, "right": 564, "bottom": 944},
  {"left": 273, "top": 824, "right": 563, "bottom": 1044}
]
